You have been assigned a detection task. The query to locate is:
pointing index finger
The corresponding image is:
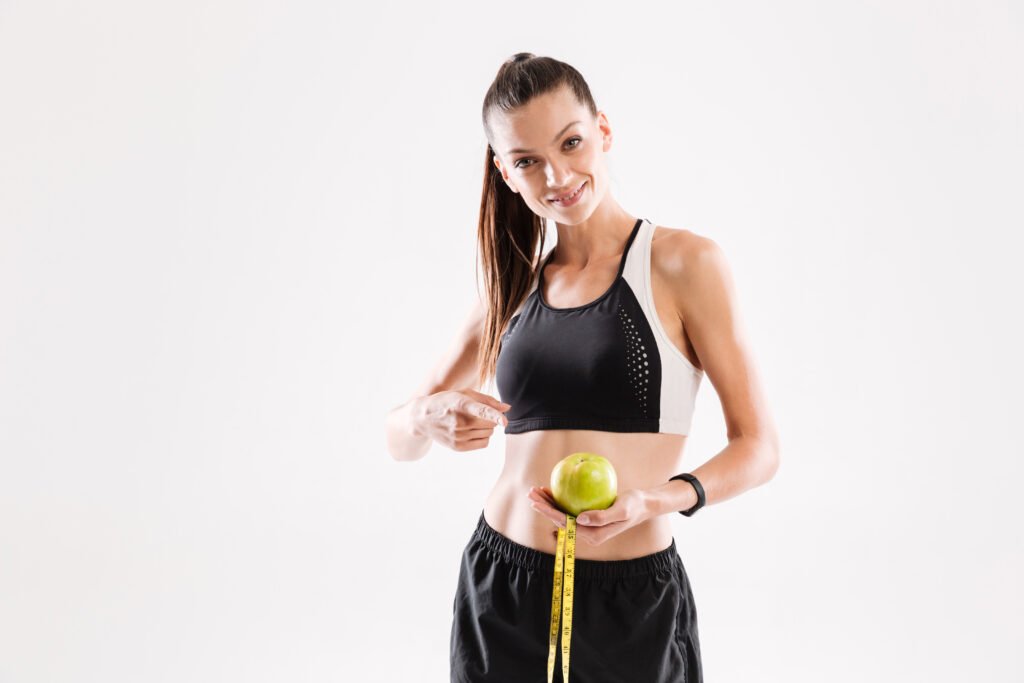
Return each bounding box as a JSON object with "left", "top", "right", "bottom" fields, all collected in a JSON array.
[{"left": 471, "top": 402, "right": 507, "bottom": 427}]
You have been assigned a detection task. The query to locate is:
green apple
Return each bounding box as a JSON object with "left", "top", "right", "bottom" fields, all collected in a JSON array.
[{"left": 550, "top": 452, "right": 618, "bottom": 518}]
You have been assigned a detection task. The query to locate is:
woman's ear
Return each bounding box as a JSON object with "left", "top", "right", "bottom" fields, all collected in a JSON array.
[{"left": 596, "top": 111, "right": 613, "bottom": 153}]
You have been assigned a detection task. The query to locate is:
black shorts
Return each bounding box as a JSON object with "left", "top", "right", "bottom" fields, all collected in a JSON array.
[{"left": 450, "top": 510, "right": 702, "bottom": 682}]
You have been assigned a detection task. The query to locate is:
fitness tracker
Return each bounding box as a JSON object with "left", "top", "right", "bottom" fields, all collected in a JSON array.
[{"left": 669, "top": 473, "right": 706, "bottom": 517}]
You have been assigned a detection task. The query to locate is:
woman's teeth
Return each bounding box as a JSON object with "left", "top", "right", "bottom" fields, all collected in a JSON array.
[{"left": 553, "top": 182, "right": 584, "bottom": 204}]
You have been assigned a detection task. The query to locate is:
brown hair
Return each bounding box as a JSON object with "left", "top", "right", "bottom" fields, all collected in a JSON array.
[{"left": 475, "top": 52, "right": 599, "bottom": 390}]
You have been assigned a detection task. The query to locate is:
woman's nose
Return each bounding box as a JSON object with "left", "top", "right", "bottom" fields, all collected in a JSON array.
[{"left": 545, "top": 161, "right": 572, "bottom": 187}]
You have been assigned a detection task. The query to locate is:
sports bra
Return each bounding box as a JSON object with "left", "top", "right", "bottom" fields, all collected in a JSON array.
[{"left": 495, "top": 217, "right": 703, "bottom": 436}]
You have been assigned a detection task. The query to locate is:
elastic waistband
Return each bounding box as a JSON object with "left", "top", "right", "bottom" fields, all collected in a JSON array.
[{"left": 472, "top": 510, "right": 680, "bottom": 580}]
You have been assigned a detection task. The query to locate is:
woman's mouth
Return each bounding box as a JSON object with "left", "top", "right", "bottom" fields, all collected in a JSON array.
[{"left": 550, "top": 181, "right": 586, "bottom": 207}]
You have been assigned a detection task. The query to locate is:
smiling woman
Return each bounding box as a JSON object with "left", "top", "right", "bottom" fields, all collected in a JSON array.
[{"left": 385, "top": 51, "right": 780, "bottom": 683}]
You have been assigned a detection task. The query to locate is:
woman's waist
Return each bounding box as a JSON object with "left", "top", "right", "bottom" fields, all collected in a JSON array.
[
  {"left": 470, "top": 508, "right": 681, "bottom": 578},
  {"left": 483, "top": 478, "right": 676, "bottom": 561},
  {"left": 498, "top": 437, "right": 688, "bottom": 493}
]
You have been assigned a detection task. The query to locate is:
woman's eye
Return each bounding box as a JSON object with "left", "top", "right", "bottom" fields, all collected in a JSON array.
[{"left": 514, "top": 138, "right": 580, "bottom": 169}]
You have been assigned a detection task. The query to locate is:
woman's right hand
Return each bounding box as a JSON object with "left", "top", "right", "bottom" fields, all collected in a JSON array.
[{"left": 412, "top": 389, "right": 511, "bottom": 452}]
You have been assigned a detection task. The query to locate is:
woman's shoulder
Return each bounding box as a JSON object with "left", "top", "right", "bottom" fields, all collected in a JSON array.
[
  {"left": 649, "top": 223, "right": 721, "bottom": 278},
  {"left": 649, "top": 223, "right": 736, "bottom": 328}
]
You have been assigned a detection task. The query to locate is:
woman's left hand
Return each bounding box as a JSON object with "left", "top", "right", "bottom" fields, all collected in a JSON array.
[{"left": 526, "top": 486, "right": 652, "bottom": 546}]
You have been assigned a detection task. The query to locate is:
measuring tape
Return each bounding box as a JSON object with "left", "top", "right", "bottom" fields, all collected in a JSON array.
[{"left": 547, "top": 514, "right": 576, "bottom": 683}]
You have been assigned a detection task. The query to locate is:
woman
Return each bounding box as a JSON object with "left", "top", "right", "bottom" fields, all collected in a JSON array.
[{"left": 385, "top": 53, "right": 780, "bottom": 683}]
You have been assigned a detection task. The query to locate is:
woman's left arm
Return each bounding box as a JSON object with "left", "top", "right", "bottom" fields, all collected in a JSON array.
[{"left": 642, "top": 233, "right": 781, "bottom": 518}]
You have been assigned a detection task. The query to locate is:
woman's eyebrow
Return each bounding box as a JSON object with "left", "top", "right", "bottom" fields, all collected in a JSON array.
[{"left": 507, "top": 120, "right": 581, "bottom": 155}]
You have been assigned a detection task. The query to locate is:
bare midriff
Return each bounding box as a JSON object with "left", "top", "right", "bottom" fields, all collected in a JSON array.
[{"left": 483, "top": 430, "right": 689, "bottom": 560}]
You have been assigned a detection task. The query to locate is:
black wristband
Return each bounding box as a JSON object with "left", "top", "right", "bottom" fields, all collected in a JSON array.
[{"left": 669, "top": 473, "right": 706, "bottom": 517}]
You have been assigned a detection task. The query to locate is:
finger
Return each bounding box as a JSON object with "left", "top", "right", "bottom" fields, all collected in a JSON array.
[
  {"left": 455, "top": 436, "right": 490, "bottom": 451},
  {"left": 528, "top": 488, "right": 563, "bottom": 515},
  {"left": 454, "top": 426, "right": 498, "bottom": 438},
  {"left": 528, "top": 496, "right": 566, "bottom": 527},
  {"left": 578, "top": 510, "right": 616, "bottom": 526},
  {"left": 529, "top": 503, "right": 565, "bottom": 528},
  {"left": 527, "top": 489, "right": 559, "bottom": 514},
  {"left": 535, "top": 487, "right": 558, "bottom": 507},
  {"left": 466, "top": 402, "right": 508, "bottom": 427},
  {"left": 578, "top": 500, "right": 626, "bottom": 526},
  {"left": 576, "top": 511, "right": 596, "bottom": 525},
  {"left": 460, "top": 411, "right": 503, "bottom": 428},
  {"left": 464, "top": 389, "right": 512, "bottom": 412}
]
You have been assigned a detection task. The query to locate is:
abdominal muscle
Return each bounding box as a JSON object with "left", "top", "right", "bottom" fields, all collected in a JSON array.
[{"left": 483, "top": 428, "right": 689, "bottom": 561}]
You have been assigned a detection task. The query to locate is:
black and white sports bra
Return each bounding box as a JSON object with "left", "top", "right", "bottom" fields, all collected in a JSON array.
[{"left": 495, "top": 217, "right": 703, "bottom": 436}]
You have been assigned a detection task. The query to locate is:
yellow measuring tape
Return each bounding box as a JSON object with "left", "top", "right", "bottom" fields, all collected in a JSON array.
[{"left": 547, "top": 514, "right": 576, "bottom": 683}]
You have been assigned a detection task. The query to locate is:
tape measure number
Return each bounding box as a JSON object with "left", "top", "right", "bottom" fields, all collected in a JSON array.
[{"left": 547, "top": 514, "right": 576, "bottom": 683}]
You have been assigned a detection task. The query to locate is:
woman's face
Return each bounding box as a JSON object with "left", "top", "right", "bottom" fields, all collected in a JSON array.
[{"left": 488, "top": 86, "right": 612, "bottom": 223}]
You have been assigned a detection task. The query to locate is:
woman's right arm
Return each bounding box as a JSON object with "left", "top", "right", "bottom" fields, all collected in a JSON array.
[
  {"left": 385, "top": 296, "right": 509, "bottom": 461},
  {"left": 384, "top": 394, "right": 434, "bottom": 462}
]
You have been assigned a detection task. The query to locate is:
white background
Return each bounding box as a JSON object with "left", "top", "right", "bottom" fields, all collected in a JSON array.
[{"left": 1, "top": 1, "right": 1021, "bottom": 681}]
